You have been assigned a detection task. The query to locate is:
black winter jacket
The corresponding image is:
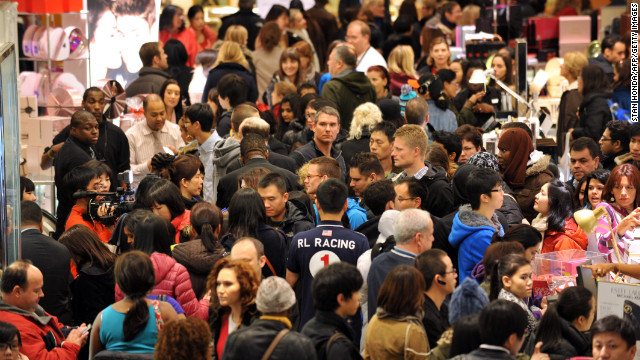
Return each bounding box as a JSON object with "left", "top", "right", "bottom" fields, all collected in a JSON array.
[
  {"left": 221, "top": 318, "right": 317, "bottom": 360},
  {"left": 209, "top": 303, "right": 260, "bottom": 360},
  {"left": 301, "top": 311, "right": 363, "bottom": 360},
  {"left": 415, "top": 162, "right": 455, "bottom": 218},
  {"left": 539, "top": 317, "right": 592, "bottom": 360},
  {"left": 572, "top": 90, "right": 613, "bottom": 144}
]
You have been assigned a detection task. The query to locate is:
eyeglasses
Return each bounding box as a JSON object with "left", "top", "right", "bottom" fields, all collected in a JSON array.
[
  {"left": 305, "top": 113, "right": 316, "bottom": 120},
  {"left": 0, "top": 343, "right": 19, "bottom": 351},
  {"left": 600, "top": 136, "right": 614, "bottom": 142},
  {"left": 305, "top": 174, "right": 323, "bottom": 180},
  {"left": 442, "top": 268, "right": 457, "bottom": 275},
  {"left": 490, "top": 187, "right": 503, "bottom": 193},
  {"left": 396, "top": 196, "right": 417, "bottom": 202}
]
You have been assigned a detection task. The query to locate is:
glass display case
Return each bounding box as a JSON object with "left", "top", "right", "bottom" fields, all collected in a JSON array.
[{"left": 0, "top": 42, "right": 22, "bottom": 267}]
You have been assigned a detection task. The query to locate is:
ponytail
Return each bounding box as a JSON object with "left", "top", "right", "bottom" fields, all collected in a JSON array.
[
  {"left": 199, "top": 223, "right": 219, "bottom": 252},
  {"left": 123, "top": 295, "right": 150, "bottom": 341}
]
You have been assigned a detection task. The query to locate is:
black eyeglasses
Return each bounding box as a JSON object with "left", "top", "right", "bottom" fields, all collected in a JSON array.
[{"left": 490, "top": 187, "right": 503, "bottom": 193}]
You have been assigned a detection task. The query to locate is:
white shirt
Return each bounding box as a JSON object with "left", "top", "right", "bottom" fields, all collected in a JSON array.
[
  {"left": 126, "top": 120, "right": 185, "bottom": 183},
  {"left": 355, "top": 47, "right": 388, "bottom": 73},
  {"left": 197, "top": 132, "right": 222, "bottom": 203}
]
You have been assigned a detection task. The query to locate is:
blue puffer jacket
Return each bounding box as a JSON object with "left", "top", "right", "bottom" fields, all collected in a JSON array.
[
  {"left": 449, "top": 205, "right": 504, "bottom": 283},
  {"left": 314, "top": 197, "right": 367, "bottom": 230}
]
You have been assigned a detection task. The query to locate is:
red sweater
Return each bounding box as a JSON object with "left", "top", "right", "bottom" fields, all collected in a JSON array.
[
  {"left": 65, "top": 205, "right": 112, "bottom": 243},
  {"left": 159, "top": 29, "right": 198, "bottom": 67},
  {"left": 0, "top": 306, "right": 80, "bottom": 360}
]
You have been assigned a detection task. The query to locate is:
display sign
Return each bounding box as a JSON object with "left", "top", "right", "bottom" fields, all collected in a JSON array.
[
  {"left": 88, "top": 0, "right": 160, "bottom": 88},
  {"left": 597, "top": 281, "right": 640, "bottom": 360}
]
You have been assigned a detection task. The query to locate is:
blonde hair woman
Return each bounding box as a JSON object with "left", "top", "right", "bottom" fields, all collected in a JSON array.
[
  {"left": 387, "top": 45, "right": 418, "bottom": 96},
  {"left": 202, "top": 40, "right": 258, "bottom": 103},
  {"left": 224, "top": 25, "right": 248, "bottom": 46},
  {"left": 342, "top": 102, "right": 383, "bottom": 164},
  {"left": 557, "top": 51, "right": 589, "bottom": 156},
  {"left": 426, "top": 37, "right": 451, "bottom": 74}
]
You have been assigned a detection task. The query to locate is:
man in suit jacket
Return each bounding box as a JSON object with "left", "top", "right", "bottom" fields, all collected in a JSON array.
[
  {"left": 20, "top": 200, "right": 73, "bottom": 324},
  {"left": 216, "top": 134, "right": 301, "bottom": 209},
  {"left": 225, "top": 117, "right": 297, "bottom": 173}
]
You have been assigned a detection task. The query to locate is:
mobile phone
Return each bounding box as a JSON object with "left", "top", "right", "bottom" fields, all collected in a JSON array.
[{"left": 82, "top": 324, "right": 92, "bottom": 335}]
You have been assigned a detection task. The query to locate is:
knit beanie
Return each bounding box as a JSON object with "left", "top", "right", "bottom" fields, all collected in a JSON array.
[
  {"left": 256, "top": 276, "right": 296, "bottom": 313},
  {"left": 448, "top": 277, "right": 490, "bottom": 325},
  {"left": 467, "top": 151, "right": 500, "bottom": 172}
]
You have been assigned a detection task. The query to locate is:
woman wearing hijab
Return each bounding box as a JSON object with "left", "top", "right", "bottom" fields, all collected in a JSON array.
[{"left": 497, "top": 128, "right": 554, "bottom": 223}]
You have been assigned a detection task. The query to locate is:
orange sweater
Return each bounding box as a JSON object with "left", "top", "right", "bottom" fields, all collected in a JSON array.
[
  {"left": 541, "top": 218, "right": 588, "bottom": 253},
  {"left": 65, "top": 205, "right": 113, "bottom": 243}
]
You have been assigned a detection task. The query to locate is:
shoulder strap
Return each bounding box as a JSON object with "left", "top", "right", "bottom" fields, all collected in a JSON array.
[
  {"left": 325, "top": 332, "right": 346, "bottom": 356},
  {"left": 152, "top": 300, "right": 164, "bottom": 331},
  {"left": 260, "top": 329, "right": 289, "bottom": 360},
  {"left": 264, "top": 257, "right": 277, "bottom": 277}
]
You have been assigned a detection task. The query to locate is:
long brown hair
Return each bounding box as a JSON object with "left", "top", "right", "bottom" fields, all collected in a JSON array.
[
  {"left": 377, "top": 265, "right": 425, "bottom": 316},
  {"left": 277, "top": 48, "right": 305, "bottom": 86},
  {"left": 59, "top": 225, "right": 116, "bottom": 270}
]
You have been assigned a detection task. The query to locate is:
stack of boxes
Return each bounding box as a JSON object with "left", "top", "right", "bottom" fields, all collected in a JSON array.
[{"left": 20, "top": 95, "right": 70, "bottom": 177}]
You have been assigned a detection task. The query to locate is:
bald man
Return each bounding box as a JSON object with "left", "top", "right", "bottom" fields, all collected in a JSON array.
[
  {"left": 0, "top": 261, "right": 89, "bottom": 360},
  {"left": 125, "top": 93, "right": 184, "bottom": 184}
]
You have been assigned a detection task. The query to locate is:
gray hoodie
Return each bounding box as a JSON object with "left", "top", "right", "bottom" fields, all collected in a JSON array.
[{"left": 211, "top": 137, "right": 240, "bottom": 205}]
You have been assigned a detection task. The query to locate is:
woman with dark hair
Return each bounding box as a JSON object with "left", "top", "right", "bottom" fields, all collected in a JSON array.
[
  {"left": 159, "top": 5, "right": 198, "bottom": 67},
  {"left": 282, "top": 93, "right": 316, "bottom": 149},
  {"left": 147, "top": 179, "right": 193, "bottom": 243},
  {"left": 253, "top": 22, "right": 285, "bottom": 99},
  {"left": 420, "top": 73, "right": 457, "bottom": 132},
  {"left": 574, "top": 169, "right": 610, "bottom": 210},
  {"left": 0, "top": 321, "right": 22, "bottom": 360},
  {"left": 275, "top": 93, "right": 301, "bottom": 145},
  {"left": 291, "top": 40, "right": 321, "bottom": 85},
  {"left": 364, "top": 265, "right": 429, "bottom": 359},
  {"left": 186, "top": 5, "right": 217, "bottom": 54},
  {"left": 490, "top": 254, "right": 539, "bottom": 341},
  {"left": 612, "top": 58, "right": 631, "bottom": 112},
  {"left": 172, "top": 202, "right": 226, "bottom": 299},
  {"left": 264, "top": 5, "right": 301, "bottom": 48},
  {"left": 159, "top": 78, "right": 184, "bottom": 123},
  {"left": 595, "top": 164, "right": 640, "bottom": 259},
  {"left": 366, "top": 65, "right": 393, "bottom": 100},
  {"left": 492, "top": 224, "right": 542, "bottom": 262},
  {"left": 264, "top": 48, "right": 305, "bottom": 108},
  {"left": 533, "top": 180, "right": 588, "bottom": 253},
  {"left": 489, "top": 54, "right": 515, "bottom": 112},
  {"left": 497, "top": 128, "right": 555, "bottom": 222},
  {"left": 120, "top": 213, "right": 208, "bottom": 319},
  {"left": 472, "top": 241, "right": 525, "bottom": 291},
  {"left": 20, "top": 176, "right": 36, "bottom": 201},
  {"left": 535, "top": 286, "right": 594, "bottom": 359},
  {"left": 571, "top": 65, "right": 613, "bottom": 143},
  {"left": 163, "top": 41, "right": 193, "bottom": 108},
  {"left": 59, "top": 225, "right": 116, "bottom": 326},
  {"left": 221, "top": 188, "right": 286, "bottom": 278},
  {"left": 207, "top": 258, "right": 260, "bottom": 360},
  {"left": 160, "top": 154, "right": 204, "bottom": 209},
  {"left": 89, "top": 251, "right": 179, "bottom": 358}
]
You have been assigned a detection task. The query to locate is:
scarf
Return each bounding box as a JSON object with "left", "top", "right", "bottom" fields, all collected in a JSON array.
[
  {"left": 498, "top": 128, "right": 534, "bottom": 187},
  {"left": 498, "top": 288, "right": 537, "bottom": 336},
  {"left": 531, "top": 213, "right": 548, "bottom": 239},
  {"left": 376, "top": 306, "right": 425, "bottom": 329}
]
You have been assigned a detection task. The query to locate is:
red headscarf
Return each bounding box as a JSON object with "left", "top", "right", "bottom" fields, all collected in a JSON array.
[{"left": 498, "top": 128, "right": 534, "bottom": 187}]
